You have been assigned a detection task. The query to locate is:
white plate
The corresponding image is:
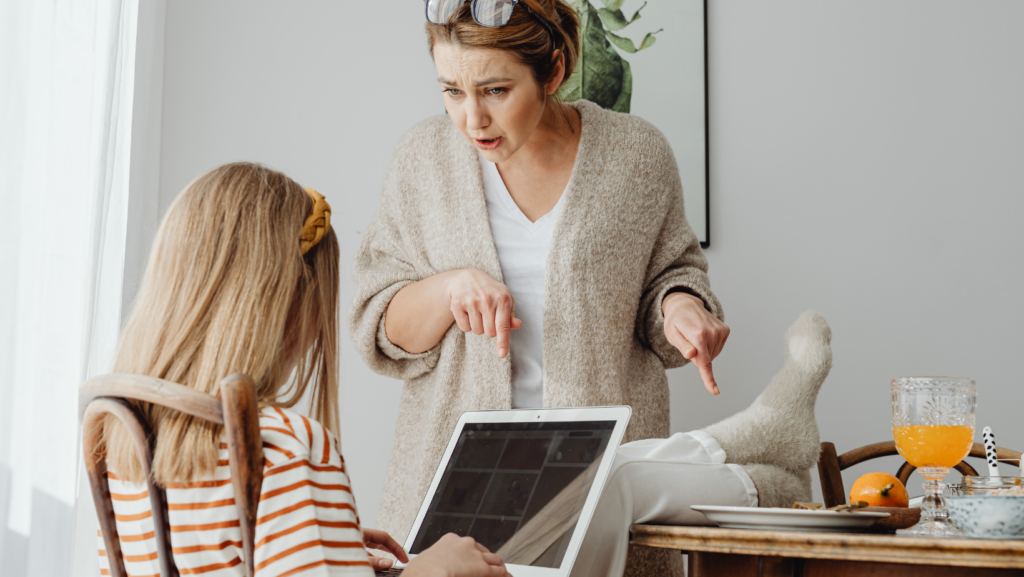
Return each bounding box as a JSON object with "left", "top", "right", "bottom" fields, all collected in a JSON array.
[{"left": 691, "top": 505, "right": 890, "bottom": 533}]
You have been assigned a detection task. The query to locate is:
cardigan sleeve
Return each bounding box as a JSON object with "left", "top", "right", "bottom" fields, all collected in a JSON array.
[
  {"left": 348, "top": 142, "right": 443, "bottom": 381},
  {"left": 635, "top": 141, "right": 724, "bottom": 369}
]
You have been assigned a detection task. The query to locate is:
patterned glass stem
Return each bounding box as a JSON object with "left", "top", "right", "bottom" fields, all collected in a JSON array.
[{"left": 917, "top": 469, "right": 951, "bottom": 521}]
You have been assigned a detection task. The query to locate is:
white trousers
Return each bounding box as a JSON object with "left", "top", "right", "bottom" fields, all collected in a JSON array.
[{"left": 569, "top": 431, "right": 758, "bottom": 577}]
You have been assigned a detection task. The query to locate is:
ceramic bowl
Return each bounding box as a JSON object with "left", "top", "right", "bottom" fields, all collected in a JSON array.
[{"left": 945, "top": 495, "right": 1024, "bottom": 539}]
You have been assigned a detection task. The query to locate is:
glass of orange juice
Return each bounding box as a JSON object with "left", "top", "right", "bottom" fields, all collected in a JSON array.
[{"left": 892, "top": 377, "right": 976, "bottom": 538}]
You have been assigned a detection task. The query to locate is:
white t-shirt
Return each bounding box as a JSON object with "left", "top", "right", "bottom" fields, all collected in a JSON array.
[{"left": 480, "top": 153, "right": 566, "bottom": 409}]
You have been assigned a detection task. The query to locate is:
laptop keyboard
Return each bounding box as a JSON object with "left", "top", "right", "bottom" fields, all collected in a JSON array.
[{"left": 374, "top": 568, "right": 404, "bottom": 576}]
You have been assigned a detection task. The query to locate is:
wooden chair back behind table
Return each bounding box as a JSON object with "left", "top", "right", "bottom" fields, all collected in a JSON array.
[
  {"left": 80, "top": 374, "right": 264, "bottom": 577},
  {"left": 818, "top": 441, "right": 1022, "bottom": 508}
]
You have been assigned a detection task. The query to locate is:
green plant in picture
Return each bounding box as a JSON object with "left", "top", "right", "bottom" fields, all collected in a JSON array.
[{"left": 558, "top": 0, "right": 663, "bottom": 113}]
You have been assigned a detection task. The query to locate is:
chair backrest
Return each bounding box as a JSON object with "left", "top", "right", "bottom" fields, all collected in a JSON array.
[
  {"left": 817, "top": 440, "right": 1023, "bottom": 508},
  {"left": 80, "top": 373, "right": 264, "bottom": 577}
]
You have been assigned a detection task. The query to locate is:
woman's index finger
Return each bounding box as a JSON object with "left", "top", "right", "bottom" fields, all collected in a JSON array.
[
  {"left": 695, "top": 353, "right": 719, "bottom": 395},
  {"left": 495, "top": 298, "right": 512, "bottom": 358}
]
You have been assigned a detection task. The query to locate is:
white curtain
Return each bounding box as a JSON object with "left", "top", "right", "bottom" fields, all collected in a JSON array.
[{"left": 0, "top": 0, "right": 138, "bottom": 575}]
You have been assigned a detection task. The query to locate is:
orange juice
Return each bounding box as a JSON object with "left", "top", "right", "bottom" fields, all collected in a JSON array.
[{"left": 892, "top": 425, "right": 974, "bottom": 468}]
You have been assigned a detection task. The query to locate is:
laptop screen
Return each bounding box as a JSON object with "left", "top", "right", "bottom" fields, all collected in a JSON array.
[{"left": 408, "top": 420, "right": 616, "bottom": 568}]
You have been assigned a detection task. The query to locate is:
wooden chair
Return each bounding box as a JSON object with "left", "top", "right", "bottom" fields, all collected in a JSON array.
[
  {"left": 80, "top": 373, "right": 264, "bottom": 577},
  {"left": 818, "top": 440, "right": 1023, "bottom": 508}
]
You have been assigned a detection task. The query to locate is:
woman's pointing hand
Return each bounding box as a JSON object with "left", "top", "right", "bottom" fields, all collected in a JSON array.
[
  {"left": 446, "top": 269, "right": 523, "bottom": 357},
  {"left": 662, "top": 291, "right": 730, "bottom": 396}
]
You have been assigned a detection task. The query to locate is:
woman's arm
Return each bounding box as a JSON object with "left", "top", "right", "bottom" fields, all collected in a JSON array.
[
  {"left": 385, "top": 269, "right": 523, "bottom": 358},
  {"left": 636, "top": 130, "right": 728, "bottom": 394},
  {"left": 384, "top": 272, "right": 457, "bottom": 354},
  {"left": 638, "top": 186, "right": 728, "bottom": 394},
  {"left": 349, "top": 220, "right": 442, "bottom": 381},
  {"left": 350, "top": 120, "right": 523, "bottom": 375}
]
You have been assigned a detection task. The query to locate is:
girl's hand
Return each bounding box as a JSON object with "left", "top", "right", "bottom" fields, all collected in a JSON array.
[
  {"left": 445, "top": 269, "right": 523, "bottom": 358},
  {"left": 363, "top": 528, "right": 408, "bottom": 571},
  {"left": 405, "top": 533, "right": 511, "bottom": 577},
  {"left": 663, "top": 291, "right": 730, "bottom": 395}
]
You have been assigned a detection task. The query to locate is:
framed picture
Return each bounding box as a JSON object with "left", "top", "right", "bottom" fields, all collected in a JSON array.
[{"left": 560, "top": 0, "right": 710, "bottom": 247}]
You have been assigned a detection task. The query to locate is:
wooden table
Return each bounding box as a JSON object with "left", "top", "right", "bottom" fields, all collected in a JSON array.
[{"left": 630, "top": 525, "right": 1024, "bottom": 576}]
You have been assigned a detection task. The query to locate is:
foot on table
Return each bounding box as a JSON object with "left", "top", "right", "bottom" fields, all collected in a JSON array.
[
  {"left": 742, "top": 464, "right": 812, "bottom": 507},
  {"left": 704, "top": 311, "right": 833, "bottom": 474}
]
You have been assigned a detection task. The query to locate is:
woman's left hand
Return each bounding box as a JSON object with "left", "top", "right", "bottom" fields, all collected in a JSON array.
[
  {"left": 662, "top": 292, "right": 730, "bottom": 396},
  {"left": 363, "top": 528, "right": 409, "bottom": 570}
]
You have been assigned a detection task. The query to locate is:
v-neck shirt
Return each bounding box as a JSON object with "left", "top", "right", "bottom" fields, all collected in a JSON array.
[{"left": 479, "top": 152, "right": 567, "bottom": 409}]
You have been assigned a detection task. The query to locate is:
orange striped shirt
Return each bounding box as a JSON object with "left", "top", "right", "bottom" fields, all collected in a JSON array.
[{"left": 97, "top": 407, "right": 374, "bottom": 577}]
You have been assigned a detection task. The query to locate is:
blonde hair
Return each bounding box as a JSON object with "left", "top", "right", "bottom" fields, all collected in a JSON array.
[
  {"left": 104, "top": 162, "right": 339, "bottom": 485},
  {"left": 426, "top": 0, "right": 581, "bottom": 131}
]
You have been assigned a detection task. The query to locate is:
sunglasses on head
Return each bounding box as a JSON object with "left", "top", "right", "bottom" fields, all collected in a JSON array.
[{"left": 425, "top": 0, "right": 554, "bottom": 35}]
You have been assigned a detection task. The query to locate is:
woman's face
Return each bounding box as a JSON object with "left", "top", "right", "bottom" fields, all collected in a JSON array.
[{"left": 433, "top": 43, "right": 561, "bottom": 163}]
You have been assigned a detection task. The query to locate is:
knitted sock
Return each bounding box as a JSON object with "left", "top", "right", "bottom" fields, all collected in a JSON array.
[
  {"left": 741, "top": 464, "right": 812, "bottom": 508},
  {"left": 704, "top": 311, "right": 832, "bottom": 474}
]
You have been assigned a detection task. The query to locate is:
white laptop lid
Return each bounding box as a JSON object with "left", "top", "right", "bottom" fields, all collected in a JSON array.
[{"left": 400, "top": 406, "right": 632, "bottom": 577}]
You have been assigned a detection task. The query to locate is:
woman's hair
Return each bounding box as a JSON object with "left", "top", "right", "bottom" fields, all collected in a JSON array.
[
  {"left": 425, "top": 0, "right": 581, "bottom": 127},
  {"left": 104, "top": 162, "right": 340, "bottom": 485}
]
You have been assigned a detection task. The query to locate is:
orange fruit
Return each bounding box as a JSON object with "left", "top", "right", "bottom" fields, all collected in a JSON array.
[{"left": 850, "top": 472, "right": 909, "bottom": 508}]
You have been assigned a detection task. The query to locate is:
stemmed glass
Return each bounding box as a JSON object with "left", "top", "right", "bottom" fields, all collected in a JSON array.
[{"left": 891, "top": 377, "right": 976, "bottom": 538}]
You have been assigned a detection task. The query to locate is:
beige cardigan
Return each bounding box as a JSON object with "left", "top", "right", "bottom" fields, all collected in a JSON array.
[{"left": 349, "top": 100, "right": 723, "bottom": 548}]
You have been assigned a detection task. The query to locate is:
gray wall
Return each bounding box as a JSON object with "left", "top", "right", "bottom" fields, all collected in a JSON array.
[{"left": 158, "top": 0, "right": 1024, "bottom": 528}]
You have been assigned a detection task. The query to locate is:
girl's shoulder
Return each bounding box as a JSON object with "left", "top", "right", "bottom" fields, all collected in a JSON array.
[{"left": 258, "top": 407, "right": 345, "bottom": 471}]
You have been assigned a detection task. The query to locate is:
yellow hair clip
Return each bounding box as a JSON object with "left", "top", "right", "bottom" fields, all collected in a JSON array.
[{"left": 300, "top": 187, "right": 331, "bottom": 255}]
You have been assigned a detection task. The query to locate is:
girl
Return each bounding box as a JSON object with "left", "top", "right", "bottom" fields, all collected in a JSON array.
[{"left": 98, "top": 163, "right": 509, "bottom": 577}]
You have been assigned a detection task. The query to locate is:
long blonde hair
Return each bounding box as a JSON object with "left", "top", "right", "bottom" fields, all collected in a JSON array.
[{"left": 104, "top": 162, "right": 339, "bottom": 485}]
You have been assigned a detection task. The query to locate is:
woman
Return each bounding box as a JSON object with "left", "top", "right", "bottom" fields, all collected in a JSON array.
[
  {"left": 349, "top": 0, "right": 729, "bottom": 573},
  {"left": 99, "top": 163, "right": 510, "bottom": 577}
]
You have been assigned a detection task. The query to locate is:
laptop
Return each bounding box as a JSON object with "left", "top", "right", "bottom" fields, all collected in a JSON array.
[{"left": 377, "top": 406, "right": 632, "bottom": 577}]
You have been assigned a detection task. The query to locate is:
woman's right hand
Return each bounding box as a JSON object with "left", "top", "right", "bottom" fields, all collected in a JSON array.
[
  {"left": 404, "top": 534, "right": 511, "bottom": 577},
  {"left": 445, "top": 269, "right": 523, "bottom": 358}
]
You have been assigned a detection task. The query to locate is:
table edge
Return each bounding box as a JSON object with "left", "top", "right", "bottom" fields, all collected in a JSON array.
[{"left": 629, "top": 524, "right": 1024, "bottom": 569}]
